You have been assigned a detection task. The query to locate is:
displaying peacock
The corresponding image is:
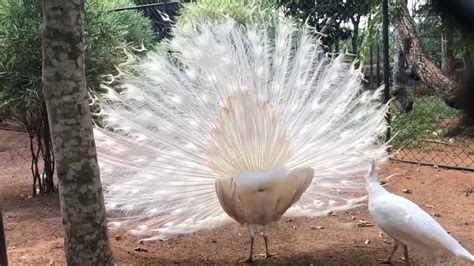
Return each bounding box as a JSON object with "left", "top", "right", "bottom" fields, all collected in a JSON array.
[{"left": 94, "top": 18, "right": 388, "bottom": 262}]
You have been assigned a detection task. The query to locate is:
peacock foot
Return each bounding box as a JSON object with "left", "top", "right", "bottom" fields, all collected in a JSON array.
[
  {"left": 259, "top": 252, "right": 276, "bottom": 259},
  {"left": 240, "top": 256, "right": 254, "bottom": 263}
]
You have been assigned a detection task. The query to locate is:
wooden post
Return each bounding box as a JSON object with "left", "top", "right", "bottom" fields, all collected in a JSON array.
[{"left": 0, "top": 210, "right": 8, "bottom": 266}]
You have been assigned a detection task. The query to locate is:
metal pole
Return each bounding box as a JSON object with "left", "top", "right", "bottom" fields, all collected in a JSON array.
[
  {"left": 376, "top": 42, "right": 380, "bottom": 86},
  {"left": 382, "top": 0, "right": 391, "bottom": 147},
  {"left": 370, "top": 44, "right": 374, "bottom": 89},
  {"left": 368, "top": 13, "right": 374, "bottom": 89},
  {"left": 0, "top": 210, "right": 8, "bottom": 266},
  {"left": 112, "top": 1, "right": 181, "bottom": 12}
]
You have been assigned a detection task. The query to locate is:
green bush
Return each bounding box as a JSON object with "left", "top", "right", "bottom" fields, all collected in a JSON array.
[
  {"left": 0, "top": 0, "right": 156, "bottom": 113},
  {"left": 0, "top": 0, "right": 156, "bottom": 194},
  {"left": 176, "top": 0, "right": 282, "bottom": 26},
  {"left": 391, "top": 96, "right": 461, "bottom": 148}
]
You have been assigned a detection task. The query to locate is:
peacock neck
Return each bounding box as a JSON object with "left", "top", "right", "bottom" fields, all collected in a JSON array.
[{"left": 366, "top": 179, "right": 387, "bottom": 197}]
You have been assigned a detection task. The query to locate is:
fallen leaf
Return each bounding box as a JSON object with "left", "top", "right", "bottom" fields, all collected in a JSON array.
[
  {"left": 134, "top": 246, "right": 148, "bottom": 252},
  {"left": 310, "top": 226, "right": 325, "bottom": 230},
  {"left": 364, "top": 239, "right": 370, "bottom": 245},
  {"left": 357, "top": 220, "right": 375, "bottom": 227},
  {"left": 464, "top": 187, "right": 472, "bottom": 197},
  {"left": 402, "top": 188, "right": 412, "bottom": 194}
]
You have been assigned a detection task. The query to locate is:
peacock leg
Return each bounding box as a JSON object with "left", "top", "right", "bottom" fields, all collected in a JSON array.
[
  {"left": 241, "top": 224, "right": 255, "bottom": 263},
  {"left": 263, "top": 224, "right": 274, "bottom": 258},
  {"left": 382, "top": 241, "right": 399, "bottom": 263},
  {"left": 402, "top": 244, "right": 410, "bottom": 266}
]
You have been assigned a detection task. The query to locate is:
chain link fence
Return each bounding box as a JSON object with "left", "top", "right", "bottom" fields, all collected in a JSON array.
[
  {"left": 387, "top": 0, "right": 474, "bottom": 170},
  {"left": 111, "top": 0, "right": 472, "bottom": 171}
]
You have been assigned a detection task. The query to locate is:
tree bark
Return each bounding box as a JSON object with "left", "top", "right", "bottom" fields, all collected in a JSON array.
[
  {"left": 41, "top": 0, "right": 113, "bottom": 265},
  {"left": 320, "top": 15, "right": 337, "bottom": 35},
  {"left": 392, "top": 2, "right": 461, "bottom": 108},
  {"left": 440, "top": 14, "right": 457, "bottom": 80},
  {"left": 0, "top": 210, "right": 7, "bottom": 266},
  {"left": 350, "top": 15, "right": 360, "bottom": 56},
  {"left": 392, "top": 30, "right": 413, "bottom": 112}
]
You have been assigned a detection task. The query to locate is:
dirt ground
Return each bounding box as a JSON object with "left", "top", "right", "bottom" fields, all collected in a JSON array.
[{"left": 1, "top": 129, "right": 473, "bottom": 265}]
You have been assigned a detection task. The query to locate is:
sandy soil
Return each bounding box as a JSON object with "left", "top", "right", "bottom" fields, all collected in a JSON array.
[{"left": 1, "top": 130, "right": 473, "bottom": 265}]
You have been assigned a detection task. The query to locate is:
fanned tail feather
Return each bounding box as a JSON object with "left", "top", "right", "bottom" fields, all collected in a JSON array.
[
  {"left": 95, "top": 18, "right": 388, "bottom": 239},
  {"left": 209, "top": 89, "right": 291, "bottom": 177}
]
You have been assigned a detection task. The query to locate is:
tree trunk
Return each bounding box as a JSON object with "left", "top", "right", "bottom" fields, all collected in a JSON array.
[
  {"left": 40, "top": 101, "right": 55, "bottom": 193},
  {"left": 350, "top": 16, "right": 360, "bottom": 56},
  {"left": 41, "top": 0, "right": 113, "bottom": 264},
  {"left": 0, "top": 210, "right": 7, "bottom": 266},
  {"left": 392, "top": 30, "right": 413, "bottom": 112},
  {"left": 320, "top": 15, "right": 337, "bottom": 35},
  {"left": 440, "top": 14, "right": 457, "bottom": 80},
  {"left": 392, "top": 1, "right": 461, "bottom": 108}
]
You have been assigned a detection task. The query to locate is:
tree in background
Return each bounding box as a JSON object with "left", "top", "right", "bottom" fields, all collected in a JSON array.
[
  {"left": 0, "top": 0, "right": 155, "bottom": 195},
  {"left": 42, "top": 0, "right": 113, "bottom": 263},
  {"left": 391, "top": 0, "right": 474, "bottom": 130},
  {"left": 176, "top": 0, "right": 281, "bottom": 25},
  {"left": 275, "top": 0, "right": 371, "bottom": 54}
]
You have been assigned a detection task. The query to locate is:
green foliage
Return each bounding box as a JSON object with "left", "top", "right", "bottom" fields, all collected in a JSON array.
[
  {"left": 276, "top": 0, "right": 373, "bottom": 52},
  {"left": 176, "top": 0, "right": 282, "bottom": 26},
  {"left": 391, "top": 96, "right": 461, "bottom": 148},
  {"left": 0, "top": 0, "right": 155, "bottom": 114}
]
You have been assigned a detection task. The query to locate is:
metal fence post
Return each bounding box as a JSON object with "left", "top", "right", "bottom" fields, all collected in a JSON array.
[
  {"left": 370, "top": 44, "right": 374, "bottom": 89},
  {"left": 376, "top": 42, "right": 380, "bottom": 86},
  {"left": 382, "top": 0, "right": 391, "bottom": 147},
  {"left": 0, "top": 210, "right": 7, "bottom": 266}
]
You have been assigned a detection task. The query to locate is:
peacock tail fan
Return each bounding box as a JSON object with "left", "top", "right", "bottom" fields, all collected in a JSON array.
[{"left": 94, "top": 18, "right": 389, "bottom": 240}]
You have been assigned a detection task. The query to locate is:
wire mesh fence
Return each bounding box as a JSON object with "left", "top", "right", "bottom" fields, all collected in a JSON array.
[
  {"left": 108, "top": 0, "right": 474, "bottom": 171},
  {"left": 2, "top": 1, "right": 470, "bottom": 170},
  {"left": 387, "top": 0, "right": 474, "bottom": 170},
  {"left": 112, "top": 0, "right": 184, "bottom": 41}
]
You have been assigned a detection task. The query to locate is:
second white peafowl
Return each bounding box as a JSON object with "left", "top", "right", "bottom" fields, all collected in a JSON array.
[
  {"left": 367, "top": 161, "right": 474, "bottom": 265},
  {"left": 95, "top": 18, "right": 388, "bottom": 262}
]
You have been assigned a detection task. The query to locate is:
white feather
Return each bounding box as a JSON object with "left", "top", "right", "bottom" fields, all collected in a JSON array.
[{"left": 95, "top": 19, "right": 388, "bottom": 239}]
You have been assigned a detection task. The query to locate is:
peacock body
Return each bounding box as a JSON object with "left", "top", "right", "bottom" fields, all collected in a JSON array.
[
  {"left": 95, "top": 18, "right": 388, "bottom": 260},
  {"left": 366, "top": 161, "right": 474, "bottom": 264}
]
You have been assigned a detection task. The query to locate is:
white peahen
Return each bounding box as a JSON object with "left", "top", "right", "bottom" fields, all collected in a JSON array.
[
  {"left": 94, "top": 18, "right": 388, "bottom": 262},
  {"left": 366, "top": 161, "right": 474, "bottom": 264}
]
